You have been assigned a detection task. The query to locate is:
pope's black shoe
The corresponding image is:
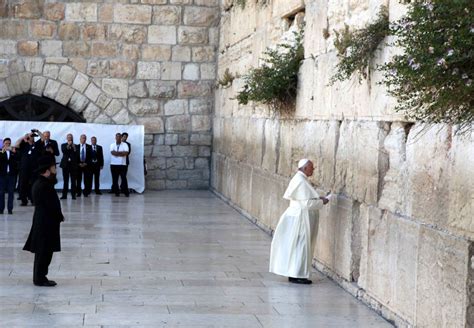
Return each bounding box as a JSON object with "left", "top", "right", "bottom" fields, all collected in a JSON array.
[
  {"left": 289, "top": 277, "right": 312, "bottom": 285},
  {"left": 34, "top": 280, "right": 57, "bottom": 287}
]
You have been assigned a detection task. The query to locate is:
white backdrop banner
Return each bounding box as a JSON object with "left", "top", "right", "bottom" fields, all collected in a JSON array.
[{"left": 0, "top": 121, "right": 145, "bottom": 193}]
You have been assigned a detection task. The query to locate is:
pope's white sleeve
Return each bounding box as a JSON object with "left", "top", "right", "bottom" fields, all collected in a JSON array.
[{"left": 307, "top": 198, "right": 323, "bottom": 210}]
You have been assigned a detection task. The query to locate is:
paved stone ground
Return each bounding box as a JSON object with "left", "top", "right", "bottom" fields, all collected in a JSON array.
[{"left": 0, "top": 191, "right": 392, "bottom": 327}]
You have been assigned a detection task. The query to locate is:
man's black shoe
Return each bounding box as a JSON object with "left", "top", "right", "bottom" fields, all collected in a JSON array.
[
  {"left": 95, "top": 191, "right": 102, "bottom": 195},
  {"left": 289, "top": 277, "right": 312, "bottom": 285},
  {"left": 124, "top": 194, "right": 129, "bottom": 197},
  {"left": 20, "top": 202, "right": 27, "bottom": 206},
  {"left": 34, "top": 280, "right": 57, "bottom": 287},
  {"left": 72, "top": 196, "right": 76, "bottom": 200},
  {"left": 115, "top": 193, "right": 120, "bottom": 197},
  {"left": 8, "top": 210, "right": 12, "bottom": 214},
  {"left": 60, "top": 196, "right": 67, "bottom": 200}
]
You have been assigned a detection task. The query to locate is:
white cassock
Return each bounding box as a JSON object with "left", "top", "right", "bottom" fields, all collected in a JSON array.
[{"left": 269, "top": 171, "right": 323, "bottom": 279}]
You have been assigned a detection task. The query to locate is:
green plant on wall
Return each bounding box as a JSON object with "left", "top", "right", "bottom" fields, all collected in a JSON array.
[
  {"left": 382, "top": 0, "right": 474, "bottom": 132},
  {"left": 331, "top": 6, "right": 389, "bottom": 84},
  {"left": 236, "top": 30, "right": 304, "bottom": 113}
]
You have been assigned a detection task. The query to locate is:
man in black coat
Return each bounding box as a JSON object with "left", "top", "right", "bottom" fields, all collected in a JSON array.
[
  {"left": 0, "top": 138, "right": 18, "bottom": 214},
  {"left": 23, "top": 156, "right": 64, "bottom": 287},
  {"left": 90, "top": 136, "right": 104, "bottom": 195},
  {"left": 14, "top": 132, "right": 40, "bottom": 206},
  {"left": 35, "top": 130, "right": 60, "bottom": 157},
  {"left": 76, "top": 134, "right": 92, "bottom": 197},
  {"left": 60, "top": 134, "right": 78, "bottom": 200}
]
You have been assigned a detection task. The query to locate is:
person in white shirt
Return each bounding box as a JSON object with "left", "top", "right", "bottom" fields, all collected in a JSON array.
[
  {"left": 110, "top": 133, "right": 130, "bottom": 197},
  {"left": 269, "top": 159, "right": 330, "bottom": 284}
]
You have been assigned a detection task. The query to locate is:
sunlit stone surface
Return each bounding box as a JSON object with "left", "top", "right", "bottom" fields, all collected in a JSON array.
[{"left": 0, "top": 191, "right": 391, "bottom": 327}]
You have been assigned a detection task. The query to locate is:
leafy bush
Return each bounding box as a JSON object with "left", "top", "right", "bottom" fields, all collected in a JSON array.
[
  {"left": 382, "top": 0, "right": 474, "bottom": 132},
  {"left": 331, "top": 6, "right": 389, "bottom": 84},
  {"left": 236, "top": 30, "right": 304, "bottom": 113}
]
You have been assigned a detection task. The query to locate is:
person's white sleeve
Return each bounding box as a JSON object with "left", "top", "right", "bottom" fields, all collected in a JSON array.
[
  {"left": 123, "top": 143, "right": 129, "bottom": 152},
  {"left": 307, "top": 198, "right": 323, "bottom": 210}
]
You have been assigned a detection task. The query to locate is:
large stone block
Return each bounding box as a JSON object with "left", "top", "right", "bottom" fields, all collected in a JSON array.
[
  {"left": 153, "top": 5, "right": 181, "bottom": 25},
  {"left": 109, "top": 60, "right": 135, "bottom": 79},
  {"left": 30, "top": 21, "right": 56, "bottom": 39},
  {"left": 87, "top": 60, "right": 109, "bottom": 77},
  {"left": 24, "top": 58, "right": 44, "bottom": 74},
  {"left": 0, "top": 21, "right": 28, "bottom": 39},
  {"left": 166, "top": 115, "right": 191, "bottom": 132},
  {"left": 0, "top": 40, "right": 17, "bottom": 55},
  {"left": 128, "top": 98, "right": 160, "bottom": 116},
  {"left": 17, "top": 41, "right": 38, "bottom": 56},
  {"left": 114, "top": 4, "right": 152, "bottom": 25},
  {"left": 142, "top": 45, "right": 171, "bottom": 61},
  {"left": 65, "top": 3, "right": 97, "bottom": 22},
  {"left": 31, "top": 76, "right": 46, "bottom": 96},
  {"left": 69, "top": 91, "right": 89, "bottom": 113},
  {"left": 129, "top": 81, "right": 148, "bottom": 98},
  {"left": 161, "top": 62, "right": 182, "bottom": 81},
  {"left": 108, "top": 25, "right": 147, "bottom": 44},
  {"left": 178, "top": 27, "right": 208, "bottom": 45},
  {"left": 191, "top": 115, "right": 211, "bottom": 132},
  {"left": 148, "top": 26, "right": 177, "bottom": 44},
  {"left": 164, "top": 99, "right": 187, "bottom": 116},
  {"left": 58, "top": 66, "right": 77, "bottom": 85},
  {"left": 91, "top": 42, "right": 117, "bottom": 58},
  {"left": 84, "top": 83, "right": 101, "bottom": 102},
  {"left": 191, "top": 46, "right": 215, "bottom": 62},
  {"left": 190, "top": 98, "right": 211, "bottom": 114},
  {"left": 136, "top": 62, "right": 161, "bottom": 80},
  {"left": 43, "top": 79, "right": 61, "bottom": 99},
  {"left": 147, "top": 80, "right": 176, "bottom": 98},
  {"left": 98, "top": 4, "right": 113, "bottom": 23},
  {"left": 13, "top": 1, "right": 42, "bottom": 19},
  {"left": 63, "top": 41, "right": 90, "bottom": 57},
  {"left": 102, "top": 78, "right": 128, "bottom": 99},
  {"left": 183, "top": 6, "right": 219, "bottom": 27},
  {"left": 55, "top": 84, "right": 74, "bottom": 106},
  {"left": 137, "top": 116, "right": 164, "bottom": 134},
  {"left": 72, "top": 72, "right": 89, "bottom": 93},
  {"left": 81, "top": 24, "right": 107, "bottom": 41},
  {"left": 416, "top": 226, "right": 470, "bottom": 327},
  {"left": 172, "top": 46, "right": 191, "bottom": 61},
  {"left": 58, "top": 23, "right": 80, "bottom": 40},
  {"left": 177, "top": 81, "right": 211, "bottom": 98},
  {"left": 44, "top": 3, "right": 65, "bottom": 21}
]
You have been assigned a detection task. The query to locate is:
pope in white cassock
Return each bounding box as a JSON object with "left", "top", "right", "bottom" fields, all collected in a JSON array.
[{"left": 269, "top": 159, "right": 330, "bottom": 284}]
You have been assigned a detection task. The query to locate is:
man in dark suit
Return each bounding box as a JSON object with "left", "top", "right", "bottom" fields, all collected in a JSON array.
[
  {"left": 14, "top": 132, "right": 40, "bottom": 206},
  {"left": 90, "top": 136, "right": 104, "bottom": 195},
  {"left": 23, "top": 156, "right": 64, "bottom": 287},
  {"left": 35, "top": 130, "right": 60, "bottom": 157},
  {"left": 76, "top": 134, "right": 92, "bottom": 197},
  {"left": 60, "top": 134, "right": 78, "bottom": 200},
  {"left": 0, "top": 138, "right": 18, "bottom": 214}
]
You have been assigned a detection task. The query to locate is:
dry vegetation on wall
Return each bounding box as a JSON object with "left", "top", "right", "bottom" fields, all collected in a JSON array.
[
  {"left": 382, "top": 0, "right": 474, "bottom": 133},
  {"left": 236, "top": 30, "right": 304, "bottom": 114}
]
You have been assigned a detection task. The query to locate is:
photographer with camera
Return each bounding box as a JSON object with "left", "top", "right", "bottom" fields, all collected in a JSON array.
[
  {"left": 35, "top": 130, "right": 59, "bottom": 158},
  {"left": 0, "top": 138, "right": 18, "bottom": 214},
  {"left": 14, "top": 130, "right": 40, "bottom": 206},
  {"left": 60, "top": 133, "right": 78, "bottom": 200}
]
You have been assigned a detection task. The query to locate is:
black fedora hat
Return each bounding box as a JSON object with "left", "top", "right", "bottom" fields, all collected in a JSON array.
[{"left": 36, "top": 156, "right": 57, "bottom": 173}]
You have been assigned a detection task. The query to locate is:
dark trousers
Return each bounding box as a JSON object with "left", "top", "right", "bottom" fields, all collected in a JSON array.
[
  {"left": 19, "top": 169, "right": 33, "bottom": 203},
  {"left": 76, "top": 165, "right": 91, "bottom": 195},
  {"left": 90, "top": 163, "right": 101, "bottom": 192},
  {"left": 33, "top": 250, "right": 53, "bottom": 283},
  {"left": 0, "top": 174, "right": 16, "bottom": 212},
  {"left": 110, "top": 165, "right": 128, "bottom": 195},
  {"left": 62, "top": 167, "right": 76, "bottom": 197}
]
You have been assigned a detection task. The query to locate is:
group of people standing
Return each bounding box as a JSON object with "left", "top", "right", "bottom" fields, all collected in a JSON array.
[{"left": 0, "top": 129, "right": 132, "bottom": 214}]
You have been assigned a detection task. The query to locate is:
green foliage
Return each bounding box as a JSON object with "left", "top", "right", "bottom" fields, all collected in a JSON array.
[
  {"left": 234, "top": 0, "right": 246, "bottom": 9},
  {"left": 331, "top": 6, "right": 389, "bottom": 84},
  {"left": 236, "top": 30, "right": 305, "bottom": 113},
  {"left": 382, "top": 0, "right": 474, "bottom": 132}
]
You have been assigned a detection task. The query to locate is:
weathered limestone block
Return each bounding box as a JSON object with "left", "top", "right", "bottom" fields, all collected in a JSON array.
[
  {"left": 45, "top": 57, "right": 68, "bottom": 65},
  {"left": 68, "top": 58, "right": 87, "bottom": 73},
  {"left": 43, "top": 79, "right": 61, "bottom": 99},
  {"left": 190, "top": 98, "right": 211, "bottom": 115},
  {"left": 104, "top": 99, "right": 123, "bottom": 117},
  {"left": 63, "top": 41, "right": 91, "bottom": 57},
  {"left": 200, "top": 63, "right": 215, "bottom": 80},
  {"left": 17, "top": 41, "right": 38, "bottom": 56},
  {"left": 164, "top": 99, "right": 187, "bottom": 116},
  {"left": 147, "top": 80, "right": 176, "bottom": 98},
  {"left": 30, "top": 21, "right": 56, "bottom": 39},
  {"left": 194, "top": 0, "right": 218, "bottom": 5},
  {"left": 109, "top": 25, "right": 147, "bottom": 44},
  {"left": 72, "top": 72, "right": 89, "bottom": 93},
  {"left": 0, "top": 80, "right": 9, "bottom": 98},
  {"left": 87, "top": 60, "right": 109, "bottom": 77},
  {"left": 136, "top": 62, "right": 161, "bottom": 79},
  {"left": 114, "top": 4, "right": 152, "bottom": 25},
  {"left": 129, "top": 98, "right": 160, "bottom": 116},
  {"left": 405, "top": 124, "right": 450, "bottom": 229},
  {"left": 31, "top": 76, "right": 46, "bottom": 96},
  {"left": 137, "top": 116, "right": 164, "bottom": 134},
  {"left": 129, "top": 81, "right": 148, "bottom": 98},
  {"left": 98, "top": 4, "right": 113, "bottom": 23},
  {"left": 24, "top": 58, "right": 44, "bottom": 74},
  {"left": 93, "top": 114, "right": 112, "bottom": 124},
  {"left": 81, "top": 24, "right": 107, "bottom": 41},
  {"left": 43, "top": 64, "right": 60, "bottom": 80},
  {"left": 153, "top": 5, "right": 181, "bottom": 25},
  {"left": 142, "top": 45, "right": 171, "bottom": 61},
  {"left": 165, "top": 134, "right": 178, "bottom": 145},
  {"left": 6, "top": 75, "right": 22, "bottom": 96},
  {"left": 83, "top": 103, "right": 101, "bottom": 121},
  {"left": 303, "top": 0, "right": 329, "bottom": 57},
  {"left": 166, "top": 115, "right": 191, "bottom": 132},
  {"left": 40, "top": 40, "right": 62, "bottom": 57},
  {"left": 172, "top": 46, "right": 191, "bottom": 61},
  {"left": 192, "top": 46, "right": 215, "bottom": 62},
  {"left": 0, "top": 21, "right": 28, "bottom": 39},
  {"left": 44, "top": 3, "right": 65, "bottom": 21},
  {"left": 55, "top": 84, "right": 74, "bottom": 106},
  {"left": 0, "top": 40, "right": 17, "bottom": 55},
  {"left": 122, "top": 44, "right": 140, "bottom": 61},
  {"left": 102, "top": 78, "right": 128, "bottom": 99},
  {"left": 177, "top": 81, "right": 211, "bottom": 98},
  {"left": 13, "top": 1, "right": 42, "bottom": 19},
  {"left": 58, "top": 23, "right": 80, "bottom": 40},
  {"left": 91, "top": 42, "right": 117, "bottom": 58},
  {"left": 183, "top": 64, "right": 200, "bottom": 80},
  {"left": 96, "top": 94, "right": 112, "bottom": 109},
  {"left": 357, "top": 206, "right": 418, "bottom": 323},
  {"left": 109, "top": 60, "right": 135, "bottom": 79},
  {"left": 84, "top": 83, "right": 101, "bottom": 102},
  {"left": 113, "top": 108, "right": 132, "bottom": 125},
  {"left": 261, "top": 119, "right": 279, "bottom": 174},
  {"left": 148, "top": 26, "right": 177, "bottom": 44},
  {"left": 191, "top": 115, "right": 211, "bottom": 132},
  {"left": 178, "top": 27, "right": 208, "bottom": 45},
  {"left": 65, "top": 3, "right": 97, "bottom": 22},
  {"left": 69, "top": 91, "right": 89, "bottom": 113},
  {"left": 190, "top": 134, "right": 212, "bottom": 146},
  {"left": 18, "top": 71, "right": 32, "bottom": 93},
  {"left": 416, "top": 226, "right": 470, "bottom": 327},
  {"left": 335, "top": 120, "right": 389, "bottom": 205},
  {"left": 161, "top": 62, "right": 182, "bottom": 81},
  {"left": 183, "top": 6, "right": 219, "bottom": 27},
  {"left": 58, "top": 66, "right": 77, "bottom": 85}
]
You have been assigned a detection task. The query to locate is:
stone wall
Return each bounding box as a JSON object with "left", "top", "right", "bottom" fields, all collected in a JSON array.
[
  {"left": 212, "top": 0, "right": 474, "bottom": 327},
  {"left": 0, "top": 0, "right": 218, "bottom": 189}
]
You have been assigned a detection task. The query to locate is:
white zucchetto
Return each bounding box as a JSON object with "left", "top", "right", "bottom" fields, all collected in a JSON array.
[{"left": 297, "top": 158, "right": 310, "bottom": 169}]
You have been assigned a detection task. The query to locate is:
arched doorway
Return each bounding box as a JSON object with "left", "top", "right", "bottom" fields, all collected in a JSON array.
[{"left": 0, "top": 94, "right": 85, "bottom": 122}]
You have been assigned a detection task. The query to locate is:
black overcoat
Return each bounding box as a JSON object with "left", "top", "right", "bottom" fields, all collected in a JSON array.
[{"left": 23, "top": 176, "right": 64, "bottom": 253}]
